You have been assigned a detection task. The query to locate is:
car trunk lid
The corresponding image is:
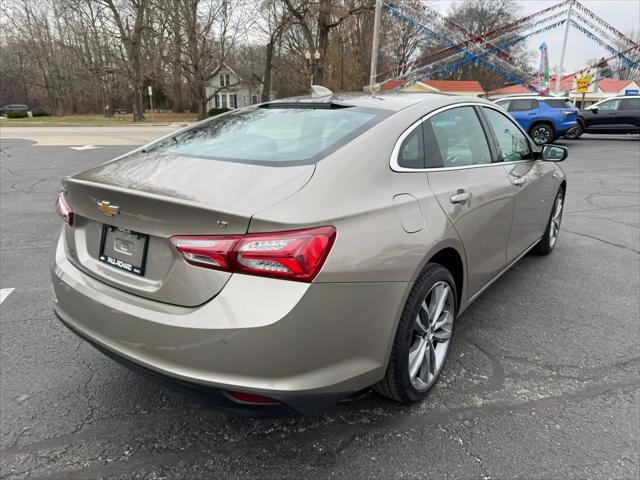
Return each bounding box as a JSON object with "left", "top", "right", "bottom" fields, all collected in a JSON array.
[{"left": 62, "top": 151, "right": 314, "bottom": 306}]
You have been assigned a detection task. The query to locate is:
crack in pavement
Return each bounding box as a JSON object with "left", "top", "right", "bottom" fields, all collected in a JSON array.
[
  {"left": 562, "top": 229, "right": 640, "bottom": 254},
  {"left": 11, "top": 380, "right": 638, "bottom": 480}
]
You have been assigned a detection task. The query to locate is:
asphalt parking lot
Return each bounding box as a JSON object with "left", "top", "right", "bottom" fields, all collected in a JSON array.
[{"left": 1, "top": 132, "right": 639, "bottom": 479}]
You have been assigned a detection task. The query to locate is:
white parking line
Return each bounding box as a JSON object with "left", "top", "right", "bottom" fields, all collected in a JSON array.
[{"left": 0, "top": 288, "right": 15, "bottom": 304}]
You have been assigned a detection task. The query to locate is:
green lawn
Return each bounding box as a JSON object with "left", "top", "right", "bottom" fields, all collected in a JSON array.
[{"left": 0, "top": 112, "right": 198, "bottom": 127}]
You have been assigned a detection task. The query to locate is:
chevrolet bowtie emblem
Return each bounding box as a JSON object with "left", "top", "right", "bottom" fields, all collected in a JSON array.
[{"left": 97, "top": 200, "right": 120, "bottom": 216}]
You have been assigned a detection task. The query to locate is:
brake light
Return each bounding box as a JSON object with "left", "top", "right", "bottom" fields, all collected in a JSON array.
[
  {"left": 170, "top": 226, "right": 336, "bottom": 282},
  {"left": 55, "top": 192, "right": 74, "bottom": 226}
]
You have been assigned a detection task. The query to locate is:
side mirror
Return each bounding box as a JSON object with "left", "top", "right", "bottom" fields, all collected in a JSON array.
[
  {"left": 541, "top": 144, "right": 568, "bottom": 162},
  {"left": 590, "top": 105, "right": 599, "bottom": 114}
]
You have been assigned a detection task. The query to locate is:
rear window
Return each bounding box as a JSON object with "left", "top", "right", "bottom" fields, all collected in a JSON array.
[
  {"left": 147, "top": 106, "right": 388, "bottom": 165},
  {"left": 621, "top": 97, "right": 640, "bottom": 110},
  {"left": 542, "top": 99, "right": 573, "bottom": 108}
]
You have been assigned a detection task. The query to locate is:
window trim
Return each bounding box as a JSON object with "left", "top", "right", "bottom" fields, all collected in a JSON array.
[{"left": 390, "top": 102, "right": 535, "bottom": 172}]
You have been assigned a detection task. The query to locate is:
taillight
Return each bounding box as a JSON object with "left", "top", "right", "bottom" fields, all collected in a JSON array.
[
  {"left": 170, "top": 236, "right": 239, "bottom": 270},
  {"left": 170, "top": 226, "right": 336, "bottom": 282},
  {"left": 55, "top": 192, "right": 74, "bottom": 225}
]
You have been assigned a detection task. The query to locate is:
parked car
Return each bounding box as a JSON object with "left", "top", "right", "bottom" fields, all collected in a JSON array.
[
  {"left": 563, "top": 95, "right": 640, "bottom": 139},
  {"left": 493, "top": 96, "right": 578, "bottom": 145},
  {"left": 0, "top": 104, "right": 29, "bottom": 116},
  {"left": 52, "top": 93, "right": 567, "bottom": 416}
]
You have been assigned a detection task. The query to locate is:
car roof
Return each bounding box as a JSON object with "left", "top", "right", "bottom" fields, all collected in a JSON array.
[
  {"left": 599, "top": 95, "right": 634, "bottom": 100},
  {"left": 265, "top": 92, "right": 494, "bottom": 112},
  {"left": 495, "top": 96, "right": 569, "bottom": 101}
]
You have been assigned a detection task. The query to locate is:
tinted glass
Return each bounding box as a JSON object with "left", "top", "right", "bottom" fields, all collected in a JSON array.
[
  {"left": 621, "top": 97, "right": 640, "bottom": 110},
  {"left": 397, "top": 124, "right": 424, "bottom": 169},
  {"left": 510, "top": 99, "right": 538, "bottom": 112},
  {"left": 425, "top": 107, "right": 492, "bottom": 168},
  {"left": 543, "top": 99, "right": 573, "bottom": 108},
  {"left": 598, "top": 99, "right": 621, "bottom": 111},
  {"left": 148, "top": 106, "right": 387, "bottom": 165},
  {"left": 483, "top": 108, "right": 533, "bottom": 162}
]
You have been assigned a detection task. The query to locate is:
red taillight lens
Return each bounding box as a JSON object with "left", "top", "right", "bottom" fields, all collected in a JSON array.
[
  {"left": 55, "top": 192, "right": 74, "bottom": 226},
  {"left": 235, "top": 226, "right": 336, "bottom": 281},
  {"left": 170, "top": 226, "right": 336, "bottom": 282},
  {"left": 228, "top": 391, "right": 280, "bottom": 405},
  {"left": 170, "top": 236, "right": 239, "bottom": 271}
]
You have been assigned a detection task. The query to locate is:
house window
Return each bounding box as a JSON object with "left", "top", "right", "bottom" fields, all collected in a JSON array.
[
  {"left": 220, "top": 94, "right": 227, "bottom": 108},
  {"left": 219, "top": 73, "right": 230, "bottom": 87},
  {"left": 251, "top": 95, "right": 258, "bottom": 104}
]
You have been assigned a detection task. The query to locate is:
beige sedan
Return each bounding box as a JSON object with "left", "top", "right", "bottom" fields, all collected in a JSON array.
[{"left": 51, "top": 93, "right": 567, "bottom": 415}]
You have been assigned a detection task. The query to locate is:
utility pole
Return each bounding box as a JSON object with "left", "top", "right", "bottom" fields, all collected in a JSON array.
[
  {"left": 555, "top": 0, "right": 574, "bottom": 94},
  {"left": 369, "top": 0, "right": 383, "bottom": 91}
]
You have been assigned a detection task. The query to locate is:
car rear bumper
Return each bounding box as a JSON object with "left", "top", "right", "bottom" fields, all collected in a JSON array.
[
  {"left": 51, "top": 233, "right": 409, "bottom": 415},
  {"left": 555, "top": 119, "right": 578, "bottom": 135}
]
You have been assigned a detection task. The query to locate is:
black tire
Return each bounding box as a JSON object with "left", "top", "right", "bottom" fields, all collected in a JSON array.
[
  {"left": 373, "top": 263, "right": 457, "bottom": 403},
  {"left": 533, "top": 187, "right": 565, "bottom": 255},
  {"left": 529, "top": 123, "right": 555, "bottom": 146},
  {"left": 563, "top": 123, "right": 583, "bottom": 140}
]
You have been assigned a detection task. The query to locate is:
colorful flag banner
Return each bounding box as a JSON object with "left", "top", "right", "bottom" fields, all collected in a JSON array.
[{"left": 539, "top": 42, "right": 550, "bottom": 94}]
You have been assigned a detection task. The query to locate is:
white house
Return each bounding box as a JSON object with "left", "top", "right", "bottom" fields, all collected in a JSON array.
[{"left": 206, "top": 63, "right": 263, "bottom": 111}]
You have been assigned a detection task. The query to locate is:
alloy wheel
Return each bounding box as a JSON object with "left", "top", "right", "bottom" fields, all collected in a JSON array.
[
  {"left": 549, "top": 192, "right": 564, "bottom": 248},
  {"left": 408, "top": 281, "right": 454, "bottom": 391},
  {"left": 531, "top": 126, "right": 551, "bottom": 145}
]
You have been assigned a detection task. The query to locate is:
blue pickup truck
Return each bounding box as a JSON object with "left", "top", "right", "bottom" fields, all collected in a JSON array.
[{"left": 493, "top": 96, "right": 578, "bottom": 145}]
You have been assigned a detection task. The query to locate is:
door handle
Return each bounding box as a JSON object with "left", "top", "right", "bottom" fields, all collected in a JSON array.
[
  {"left": 513, "top": 177, "right": 526, "bottom": 186},
  {"left": 450, "top": 191, "right": 471, "bottom": 204}
]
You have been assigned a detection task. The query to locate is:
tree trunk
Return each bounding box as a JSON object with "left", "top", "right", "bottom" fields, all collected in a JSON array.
[
  {"left": 172, "top": 9, "right": 184, "bottom": 112},
  {"left": 197, "top": 74, "right": 208, "bottom": 120},
  {"left": 131, "top": 37, "right": 145, "bottom": 121},
  {"left": 314, "top": 0, "right": 331, "bottom": 85},
  {"left": 262, "top": 39, "right": 274, "bottom": 102}
]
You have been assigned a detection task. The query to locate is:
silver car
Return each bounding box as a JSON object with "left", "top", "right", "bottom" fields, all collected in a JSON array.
[{"left": 52, "top": 93, "right": 567, "bottom": 415}]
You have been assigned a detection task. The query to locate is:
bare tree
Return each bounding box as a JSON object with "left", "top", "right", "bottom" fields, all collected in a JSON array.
[
  {"left": 281, "top": 0, "right": 372, "bottom": 85},
  {"left": 98, "top": 0, "right": 148, "bottom": 121},
  {"left": 259, "top": 0, "right": 292, "bottom": 101}
]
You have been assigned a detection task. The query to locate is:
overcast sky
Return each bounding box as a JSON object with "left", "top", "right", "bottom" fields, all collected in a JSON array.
[{"left": 431, "top": 0, "right": 640, "bottom": 73}]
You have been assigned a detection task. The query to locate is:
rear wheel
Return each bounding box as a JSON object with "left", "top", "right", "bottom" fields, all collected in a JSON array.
[
  {"left": 529, "top": 123, "right": 554, "bottom": 145},
  {"left": 533, "top": 188, "right": 564, "bottom": 255},
  {"left": 563, "top": 123, "right": 583, "bottom": 139},
  {"left": 373, "top": 263, "right": 456, "bottom": 403}
]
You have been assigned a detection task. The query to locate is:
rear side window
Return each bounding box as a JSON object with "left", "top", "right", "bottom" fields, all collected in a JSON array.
[
  {"left": 621, "top": 97, "right": 640, "bottom": 110},
  {"left": 598, "top": 99, "right": 621, "bottom": 111},
  {"left": 543, "top": 99, "right": 573, "bottom": 108},
  {"left": 495, "top": 100, "right": 510, "bottom": 110},
  {"left": 397, "top": 125, "right": 424, "bottom": 169},
  {"left": 482, "top": 108, "right": 532, "bottom": 162},
  {"left": 148, "top": 106, "right": 388, "bottom": 165},
  {"left": 424, "top": 106, "right": 492, "bottom": 168},
  {"left": 509, "top": 99, "right": 538, "bottom": 112}
]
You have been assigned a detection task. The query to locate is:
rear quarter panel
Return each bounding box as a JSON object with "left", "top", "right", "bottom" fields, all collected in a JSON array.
[{"left": 249, "top": 99, "right": 468, "bottom": 292}]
